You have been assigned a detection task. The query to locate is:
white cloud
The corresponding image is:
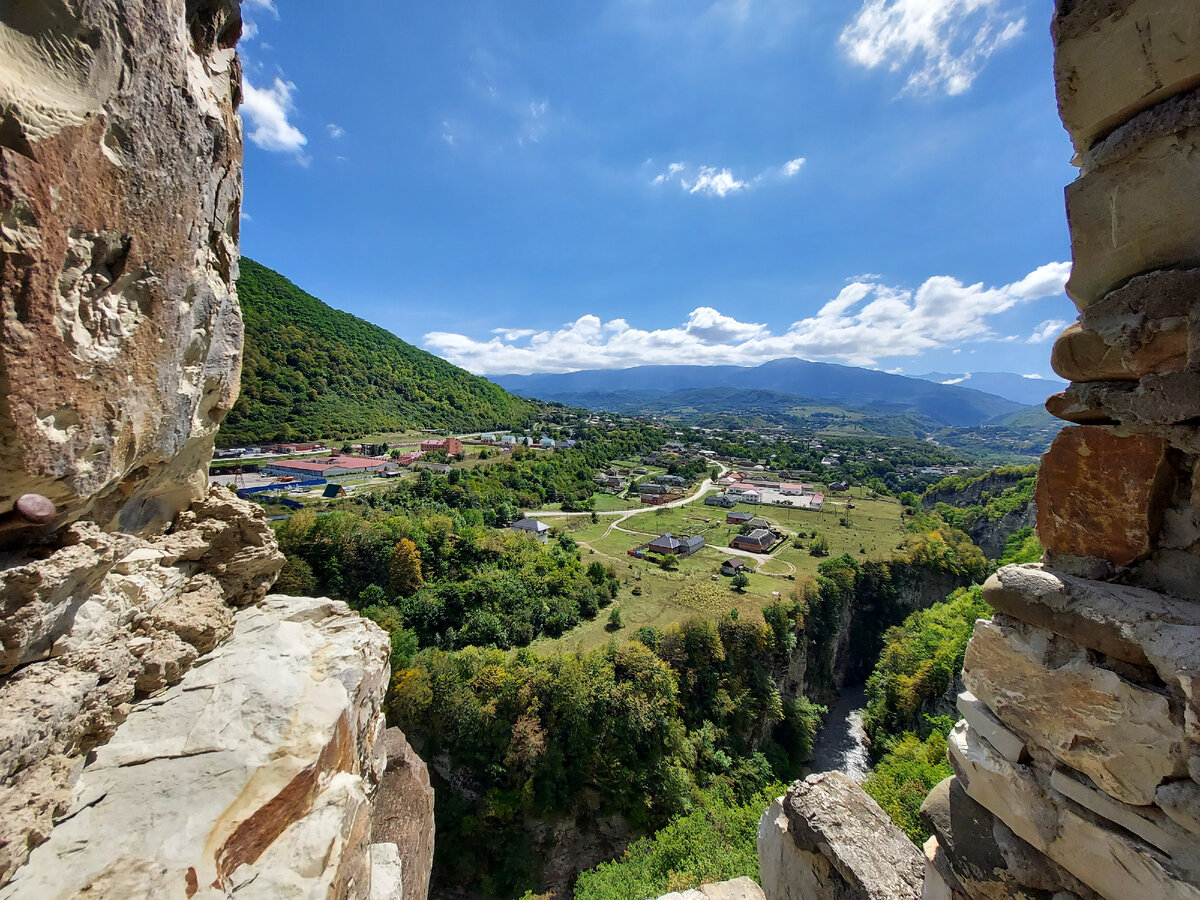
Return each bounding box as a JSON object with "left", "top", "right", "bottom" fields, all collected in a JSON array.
[
  {"left": 424, "top": 261, "right": 1072, "bottom": 374},
  {"left": 1027, "top": 318, "right": 1067, "bottom": 343},
  {"left": 651, "top": 156, "right": 804, "bottom": 196},
  {"left": 1022, "top": 373, "right": 1044, "bottom": 379},
  {"left": 243, "top": 0, "right": 278, "bottom": 16},
  {"left": 241, "top": 77, "right": 307, "bottom": 155},
  {"left": 940, "top": 374, "right": 968, "bottom": 384},
  {"left": 326, "top": 123, "right": 344, "bottom": 139},
  {"left": 492, "top": 327, "right": 538, "bottom": 341},
  {"left": 840, "top": 0, "right": 1025, "bottom": 95},
  {"left": 686, "top": 167, "right": 748, "bottom": 197},
  {"left": 685, "top": 307, "right": 766, "bottom": 342},
  {"left": 783, "top": 157, "right": 806, "bottom": 176},
  {"left": 242, "top": 19, "right": 259, "bottom": 40}
]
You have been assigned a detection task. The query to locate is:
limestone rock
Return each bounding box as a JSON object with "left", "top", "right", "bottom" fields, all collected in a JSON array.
[
  {"left": 657, "top": 877, "right": 767, "bottom": 900},
  {"left": 0, "top": 0, "right": 245, "bottom": 535},
  {"left": 1158, "top": 779, "right": 1200, "bottom": 836},
  {"left": 369, "top": 843, "right": 404, "bottom": 900},
  {"left": 1035, "top": 426, "right": 1172, "bottom": 565},
  {"left": 161, "top": 489, "right": 284, "bottom": 605},
  {"left": 371, "top": 727, "right": 435, "bottom": 900},
  {"left": 1050, "top": 768, "right": 1193, "bottom": 857},
  {"left": 757, "top": 773, "right": 923, "bottom": 900},
  {"left": 964, "top": 616, "right": 1187, "bottom": 805},
  {"left": 1047, "top": 374, "right": 1200, "bottom": 437},
  {"left": 949, "top": 722, "right": 1200, "bottom": 900},
  {"left": 983, "top": 564, "right": 1200, "bottom": 739},
  {"left": 957, "top": 692, "right": 1026, "bottom": 763},
  {"left": 1054, "top": 0, "right": 1200, "bottom": 155},
  {"left": 1065, "top": 118, "right": 1200, "bottom": 309},
  {"left": 0, "top": 523, "right": 122, "bottom": 674},
  {"left": 0, "top": 595, "right": 391, "bottom": 900},
  {"left": 1052, "top": 320, "right": 1188, "bottom": 382}
]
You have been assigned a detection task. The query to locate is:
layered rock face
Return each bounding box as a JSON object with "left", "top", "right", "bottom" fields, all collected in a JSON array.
[
  {"left": 921, "top": 3, "right": 1200, "bottom": 899},
  {"left": 0, "top": 2, "right": 427, "bottom": 897}
]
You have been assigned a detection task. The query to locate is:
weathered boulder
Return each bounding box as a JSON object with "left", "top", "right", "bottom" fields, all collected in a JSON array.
[
  {"left": 758, "top": 773, "right": 924, "bottom": 900},
  {"left": 1053, "top": 0, "right": 1200, "bottom": 155},
  {"left": 1035, "top": 426, "right": 1172, "bottom": 565},
  {"left": 963, "top": 616, "right": 1187, "bottom": 805},
  {"left": 371, "top": 727, "right": 435, "bottom": 900},
  {"left": 0, "top": 0, "right": 245, "bottom": 536},
  {"left": 0, "top": 595, "right": 391, "bottom": 899}
]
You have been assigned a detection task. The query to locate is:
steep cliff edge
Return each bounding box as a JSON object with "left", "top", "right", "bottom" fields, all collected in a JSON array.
[{"left": 0, "top": 2, "right": 429, "bottom": 896}]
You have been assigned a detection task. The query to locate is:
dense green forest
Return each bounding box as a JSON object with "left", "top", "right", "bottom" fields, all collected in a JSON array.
[
  {"left": 220, "top": 259, "right": 540, "bottom": 445},
  {"left": 572, "top": 783, "right": 782, "bottom": 899}
]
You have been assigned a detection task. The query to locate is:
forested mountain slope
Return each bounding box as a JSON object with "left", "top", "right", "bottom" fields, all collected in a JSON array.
[{"left": 219, "top": 259, "right": 539, "bottom": 445}]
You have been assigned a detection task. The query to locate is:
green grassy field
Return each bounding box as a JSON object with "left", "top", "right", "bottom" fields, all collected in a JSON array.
[{"left": 535, "top": 491, "right": 909, "bottom": 653}]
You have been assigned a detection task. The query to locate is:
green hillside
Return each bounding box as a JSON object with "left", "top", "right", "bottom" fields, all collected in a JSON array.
[{"left": 218, "top": 259, "right": 538, "bottom": 445}]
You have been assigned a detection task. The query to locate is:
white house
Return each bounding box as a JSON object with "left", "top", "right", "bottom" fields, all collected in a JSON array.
[{"left": 509, "top": 518, "right": 551, "bottom": 543}]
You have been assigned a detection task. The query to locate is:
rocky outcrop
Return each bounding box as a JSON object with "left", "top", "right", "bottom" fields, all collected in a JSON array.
[
  {"left": 1, "top": 595, "right": 392, "bottom": 899},
  {"left": 371, "top": 729, "right": 435, "bottom": 900},
  {"left": 757, "top": 773, "right": 924, "bottom": 900},
  {"left": 0, "top": 0, "right": 244, "bottom": 537},
  {"left": 921, "top": 3, "right": 1200, "bottom": 899},
  {"left": 0, "top": 2, "right": 429, "bottom": 897}
]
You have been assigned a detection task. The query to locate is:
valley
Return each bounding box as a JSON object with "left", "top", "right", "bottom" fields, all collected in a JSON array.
[{"left": 211, "top": 260, "right": 1043, "bottom": 899}]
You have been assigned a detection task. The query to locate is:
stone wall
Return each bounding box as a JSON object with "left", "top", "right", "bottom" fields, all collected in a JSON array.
[
  {"left": 0, "top": 2, "right": 430, "bottom": 896},
  {"left": 921, "top": 2, "right": 1200, "bottom": 899}
]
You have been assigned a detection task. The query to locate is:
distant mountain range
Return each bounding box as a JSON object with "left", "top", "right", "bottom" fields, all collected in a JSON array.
[
  {"left": 219, "top": 260, "right": 539, "bottom": 445},
  {"left": 913, "top": 371, "right": 1066, "bottom": 407},
  {"left": 492, "top": 359, "right": 1038, "bottom": 428}
]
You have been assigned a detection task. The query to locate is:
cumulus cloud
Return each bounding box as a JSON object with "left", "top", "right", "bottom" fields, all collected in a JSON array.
[
  {"left": 687, "top": 167, "right": 748, "bottom": 197},
  {"left": 1027, "top": 318, "right": 1068, "bottom": 343},
  {"left": 840, "top": 0, "right": 1025, "bottom": 95},
  {"left": 1022, "top": 373, "right": 1045, "bottom": 379},
  {"left": 940, "top": 374, "right": 968, "bottom": 385},
  {"left": 424, "top": 261, "right": 1072, "bottom": 374},
  {"left": 326, "top": 123, "right": 345, "bottom": 139},
  {"left": 241, "top": 77, "right": 307, "bottom": 155},
  {"left": 651, "top": 156, "right": 805, "bottom": 196}
]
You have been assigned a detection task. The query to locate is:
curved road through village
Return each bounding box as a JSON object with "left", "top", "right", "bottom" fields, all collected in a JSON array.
[{"left": 535, "top": 464, "right": 799, "bottom": 575}]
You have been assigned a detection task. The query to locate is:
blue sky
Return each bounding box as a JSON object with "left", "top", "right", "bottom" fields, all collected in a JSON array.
[{"left": 238, "top": 0, "right": 1077, "bottom": 383}]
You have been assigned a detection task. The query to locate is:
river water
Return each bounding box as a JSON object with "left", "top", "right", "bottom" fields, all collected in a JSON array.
[{"left": 805, "top": 686, "right": 871, "bottom": 783}]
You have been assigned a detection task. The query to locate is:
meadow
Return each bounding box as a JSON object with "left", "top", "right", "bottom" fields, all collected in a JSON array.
[{"left": 534, "top": 488, "right": 908, "bottom": 652}]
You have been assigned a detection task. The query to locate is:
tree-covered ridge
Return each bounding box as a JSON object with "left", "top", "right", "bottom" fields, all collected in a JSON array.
[{"left": 220, "top": 258, "right": 539, "bottom": 445}]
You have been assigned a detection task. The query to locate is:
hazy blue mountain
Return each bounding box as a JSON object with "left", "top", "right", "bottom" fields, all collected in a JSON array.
[
  {"left": 492, "top": 358, "right": 1026, "bottom": 427},
  {"left": 913, "top": 371, "right": 1066, "bottom": 406}
]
